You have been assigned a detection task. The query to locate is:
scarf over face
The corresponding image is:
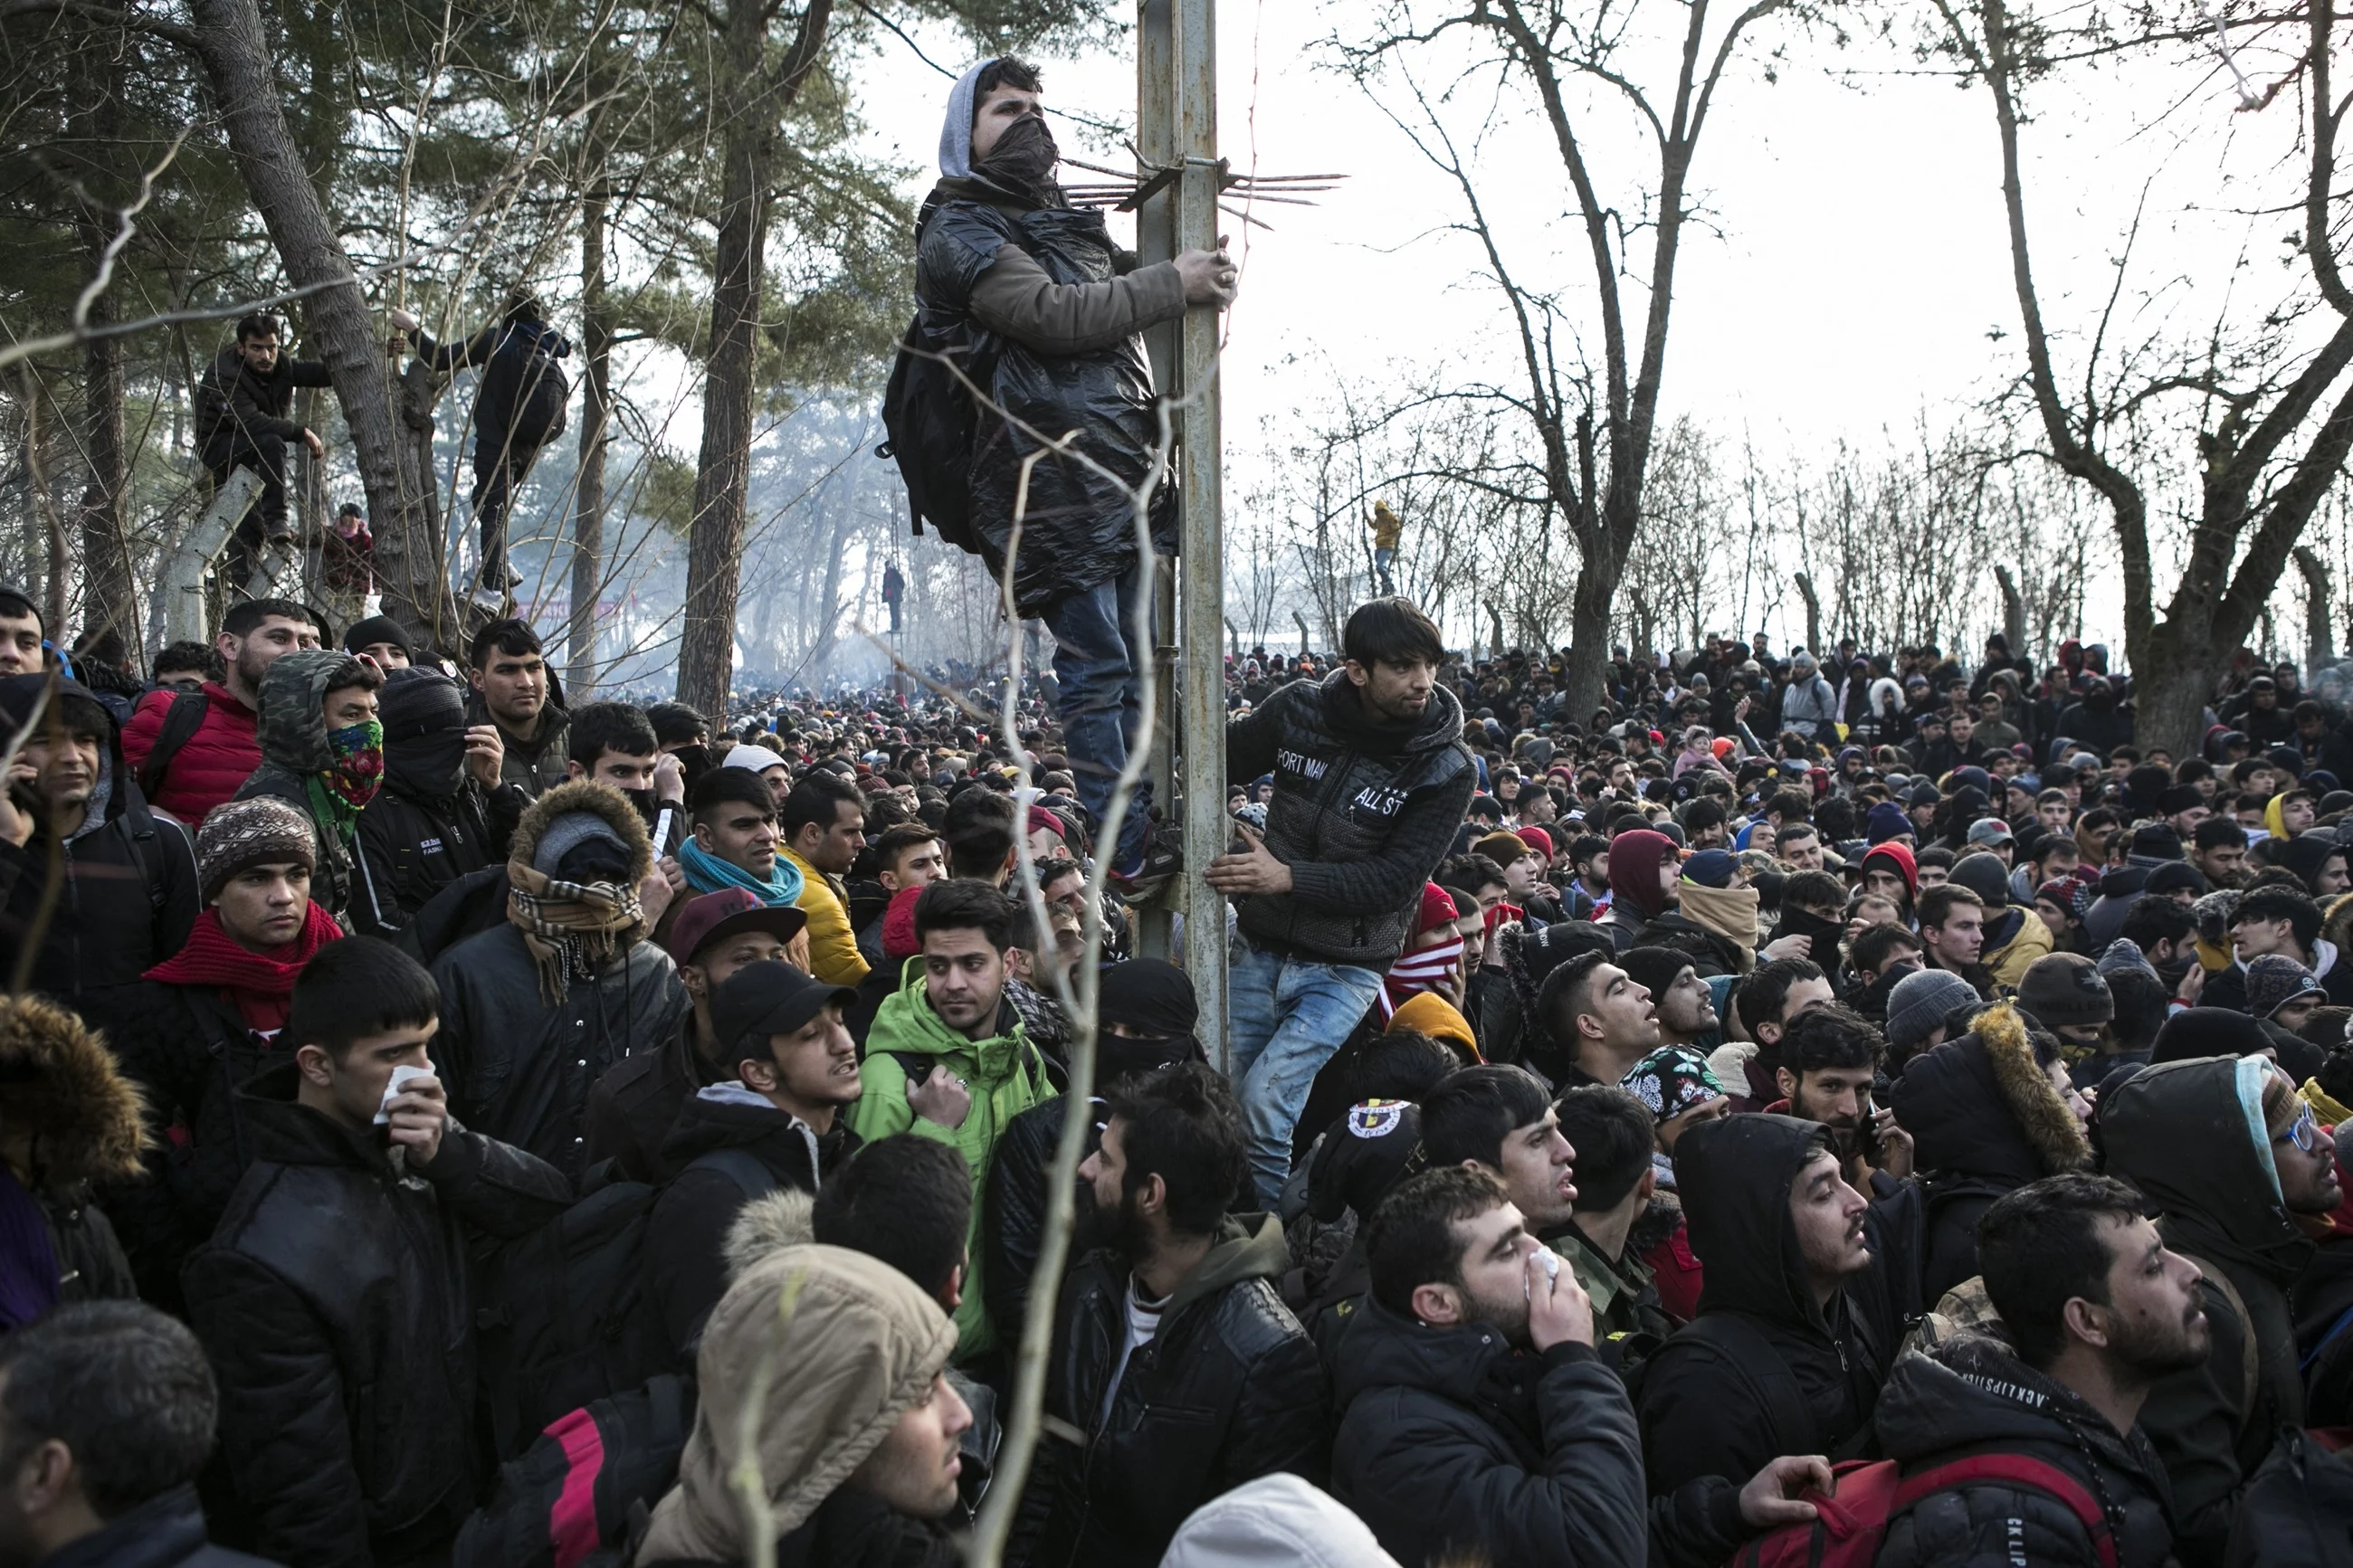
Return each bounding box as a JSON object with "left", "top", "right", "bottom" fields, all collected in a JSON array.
[{"left": 507, "top": 858, "right": 643, "bottom": 1004}]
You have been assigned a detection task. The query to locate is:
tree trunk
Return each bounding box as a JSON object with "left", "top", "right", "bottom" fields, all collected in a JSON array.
[
  {"left": 676, "top": 0, "right": 834, "bottom": 714},
  {"left": 71, "top": 31, "right": 135, "bottom": 654},
  {"left": 2295, "top": 545, "right": 2334, "bottom": 669},
  {"left": 570, "top": 184, "right": 611, "bottom": 694},
  {"left": 1792, "top": 570, "right": 1824, "bottom": 660},
  {"left": 1992, "top": 564, "right": 2027, "bottom": 656},
  {"left": 2133, "top": 638, "right": 2217, "bottom": 761},
  {"left": 187, "top": 0, "right": 456, "bottom": 647}
]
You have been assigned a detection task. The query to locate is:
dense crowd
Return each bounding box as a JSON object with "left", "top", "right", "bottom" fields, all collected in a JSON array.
[{"left": 9, "top": 571, "right": 2353, "bottom": 1568}]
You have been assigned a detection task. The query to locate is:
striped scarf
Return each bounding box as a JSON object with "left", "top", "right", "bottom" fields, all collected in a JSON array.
[
  {"left": 507, "top": 859, "right": 643, "bottom": 1003},
  {"left": 1381, "top": 935, "right": 1463, "bottom": 1020}
]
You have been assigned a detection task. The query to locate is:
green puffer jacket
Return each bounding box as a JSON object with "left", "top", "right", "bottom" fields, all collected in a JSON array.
[{"left": 850, "top": 957, "right": 1057, "bottom": 1361}]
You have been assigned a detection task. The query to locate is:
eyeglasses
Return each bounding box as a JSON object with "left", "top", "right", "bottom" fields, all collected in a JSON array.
[{"left": 2276, "top": 1102, "right": 2329, "bottom": 1157}]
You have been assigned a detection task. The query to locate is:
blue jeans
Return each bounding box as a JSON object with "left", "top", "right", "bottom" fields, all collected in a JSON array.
[
  {"left": 1229, "top": 941, "right": 1386, "bottom": 1206},
  {"left": 1042, "top": 565, "right": 1152, "bottom": 868},
  {"left": 1373, "top": 546, "right": 1396, "bottom": 596}
]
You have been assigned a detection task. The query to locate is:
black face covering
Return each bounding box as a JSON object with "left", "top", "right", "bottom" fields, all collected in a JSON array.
[
  {"left": 380, "top": 674, "right": 469, "bottom": 799},
  {"left": 621, "top": 786, "right": 661, "bottom": 833},
  {"left": 972, "top": 113, "right": 1066, "bottom": 211}
]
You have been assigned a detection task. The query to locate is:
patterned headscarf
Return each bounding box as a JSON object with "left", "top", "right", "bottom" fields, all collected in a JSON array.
[{"left": 1621, "top": 1045, "right": 1725, "bottom": 1124}]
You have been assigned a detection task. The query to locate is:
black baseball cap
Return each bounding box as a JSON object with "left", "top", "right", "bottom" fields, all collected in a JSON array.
[{"left": 710, "top": 961, "right": 856, "bottom": 1064}]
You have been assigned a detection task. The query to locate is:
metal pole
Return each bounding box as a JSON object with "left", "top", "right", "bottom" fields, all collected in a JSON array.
[
  {"left": 1135, "top": 0, "right": 1177, "bottom": 965},
  {"left": 1173, "top": 0, "right": 1228, "bottom": 1072}
]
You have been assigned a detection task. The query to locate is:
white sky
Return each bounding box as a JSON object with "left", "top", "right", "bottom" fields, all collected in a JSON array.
[{"left": 836, "top": 0, "right": 2325, "bottom": 653}]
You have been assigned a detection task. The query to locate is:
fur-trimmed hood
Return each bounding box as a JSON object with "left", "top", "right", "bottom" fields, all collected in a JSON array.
[
  {"left": 0, "top": 993, "right": 148, "bottom": 1187},
  {"left": 724, "top": 1188, "right": 815, "bottom": 1280},
  {"left": 507, "top": 778, "right": 655, "bottom": 940},
  {"left": 1892, "top": 1002, "right": 2090, "bottom": 1185}
]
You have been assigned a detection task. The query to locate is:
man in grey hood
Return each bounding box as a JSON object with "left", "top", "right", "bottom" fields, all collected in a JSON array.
[{"left": 907, "top": 56, "right": 1235, "bottom": 883}]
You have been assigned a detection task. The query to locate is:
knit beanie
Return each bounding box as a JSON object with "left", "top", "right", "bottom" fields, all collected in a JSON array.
[
  {"left": 195, "top": 797, "right": 317, "bottom": 902},
  {"left": 2245, "top": 953, "right": 2328, "bottom": 1021},
  {"left": 1885, "top": 968, "right": 1983, "bottom": 1052},
  {"left": 1949, "top": 851, "right": 2012, "bottom": 909},
  {"left": 2150, "top": 1006, "right": 2272, "bottom": 1065},
  {"left": 2015, "top": 952, "right": 2114, "bottom": 1029},
  {"left": 1306, "top": 1100, "right": 1425, "bottom": 1225},
  {"left": 2035, "top": 876, "right": 2095, "bottom": 922},
  {"left": 1865, "top": 801, "right": 1912, "bottom": 845},
  {"left": 2096, "top": 937, "right": 2160, "bottom": 981},
  {"left": 533, "top": 811, "right": 633, "bottom": 879},
  {"left": 1681, "top": 849, "right": 1739, "bottom": 889}
]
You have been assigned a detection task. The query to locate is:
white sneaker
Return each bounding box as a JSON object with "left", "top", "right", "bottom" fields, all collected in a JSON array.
[{"left": 469, "top": 584, "right": 508, "bottom": 613}]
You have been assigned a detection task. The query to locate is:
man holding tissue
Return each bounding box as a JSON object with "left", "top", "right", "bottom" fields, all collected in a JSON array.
[{"left": 182, "top": 938, "right": 570, "bottom": 1568}]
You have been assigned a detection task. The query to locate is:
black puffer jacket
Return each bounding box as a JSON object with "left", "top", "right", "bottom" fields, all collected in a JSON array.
[
  {"left": 351, "top": 671, "right": 525, "bottom": 940},
  {"left": 36, "top": 1486, "right": 283, "bottom": 1568},
  {"left": 108, "top": 981, "right": 293, "bottom": 1306},
  {"left": 1891, "top": 1003, "right": 2091, "bottom": 1306},
  {"left": 426, "top": 781, "right": 688, "bottom": 1184},
  {"left": 1011, "top": 1215, "right": 1328, "bottom": 1568},
  {"left": 0, "top": 675, "right": 199, "bottom": 1035},
  {"left": 2102, "top": 1055, "right": 2314, "bottom": 1568},
  {"left": 1641, "top": 1115, "right": 1894, "bottom": 1497},
  {"left": 645, "top": 1086, "right": 859, "bottom": 1364},
  {"left": 1329, "top": 1297, "right": 1650, "bottom": 1568},
  {"left": 914, "top": 191, "right": 1176, "bottom": 617},
  {"left": 1873, "top": 1332, "right": 2178, "bottom": 1568},
  {"left": 1224, "top": 674, "right": 1478, "bottom": 968},
  {"left": 182, "top": 1063, "right": 570, "bottom": 1568}
]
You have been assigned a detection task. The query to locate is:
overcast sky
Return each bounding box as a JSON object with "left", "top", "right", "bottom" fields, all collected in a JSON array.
[{"left": 839, "top": 0, "right": 2321, "bottom": 652}]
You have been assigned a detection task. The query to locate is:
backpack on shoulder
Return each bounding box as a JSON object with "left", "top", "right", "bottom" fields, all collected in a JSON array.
[
  {"left": 2226, "top": 1426, "right": 2353, "bottom": 1567},
  {"left": 136, "top": 688, "right": 209, "bottom": 803},
  {"left": 1732, "top": 1454, "right": 2119, "bottom": 1568},
  {"left": 877, "top": 313, "right": 991, "bottom": 560},
  {"left": 452, "top": 1373, "right": 695, "bottom": 1568},
  {"left": 472, "top": 1149, "right": 773, "bottom": 1459}
]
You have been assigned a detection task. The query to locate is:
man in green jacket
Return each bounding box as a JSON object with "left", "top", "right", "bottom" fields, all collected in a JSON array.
[{"left": 851, "top": 877, "right": 1056, "bottom": 1362}]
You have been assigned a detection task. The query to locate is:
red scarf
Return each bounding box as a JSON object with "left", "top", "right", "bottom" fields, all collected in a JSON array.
[{"left": 144, "top": 904, "right": 343, "bottom": 1033}]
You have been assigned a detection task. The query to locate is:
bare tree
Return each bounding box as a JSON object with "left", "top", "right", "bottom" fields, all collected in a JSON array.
[
  {"left": 1332, "top": 0, "right": 1828, "bottom": 711},
  {"left": 1929, "top": 0, "right": 2353, "bottom": 752}
]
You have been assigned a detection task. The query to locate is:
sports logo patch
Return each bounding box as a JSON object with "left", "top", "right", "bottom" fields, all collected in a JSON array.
[{"left": 1348, "top": 1099, "right": 1407, "bottom": 1140}]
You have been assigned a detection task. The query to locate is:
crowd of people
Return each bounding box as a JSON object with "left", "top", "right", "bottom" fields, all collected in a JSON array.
[
  {"left": 8, "top": 566, "right": 2353, "bottom": 1568},
  {"left": 14, "top": 44, "right": 2353, "bottom": 1568}
]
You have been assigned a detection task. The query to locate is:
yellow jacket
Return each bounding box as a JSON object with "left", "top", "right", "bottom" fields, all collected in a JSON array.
[
  {"left": 1986, "top": 908, "right": 2054, "bottom": 989},
  {"left": 783, "top": 845, "right": 870, "bottom": 986}
]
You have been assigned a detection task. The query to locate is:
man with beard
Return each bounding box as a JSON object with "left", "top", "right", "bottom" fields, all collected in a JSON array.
[
  {"left": 1872, "top": 1174, "right": 2203, "bottom": 1568},
  {"left": 908, "top": 57, "right": 1234, "bottom": 886},
  {"left": 1014, "top": 1065, "right": 1322, "bottom": 1568},
  {"left": 1641, "top": 1117, "right": 1891, "bottom": 1501},
  {"left": 1619, "top": 946, "right": 1720, "bottom": 1050},
  {"left": 983, "top": 958, "right": 1200, "bottom": 1350},
  {"left": 121, "top": 599, "right": 320, "bottom": 824},
  {"left": 1216, "top": 599, "right": 1477, "bottom": 1205},
  {"left": 2102, "top": 1058, "right": 2341, "bottom": 1565},
  {"left": 1773, "top": 1003, "right": 1916, "bottom": 1187}
]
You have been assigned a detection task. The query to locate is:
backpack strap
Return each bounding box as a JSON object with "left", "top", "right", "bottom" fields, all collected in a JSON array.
[
  {"left": 1891, "top": 1454, "right": 2119, "bottom": 1568},
  {"left": 688, "top": 1147, "right": 779, "bottom": 1201},
  {"left": 137, "top": 689, "right": 209, "bottom": 802},
  {"left": 2174, "top": 1252, "right": 2261, "bottom": 1420},
  {"left": 1672, "top": 1313, "right": 1817, "bottom": 1460}
]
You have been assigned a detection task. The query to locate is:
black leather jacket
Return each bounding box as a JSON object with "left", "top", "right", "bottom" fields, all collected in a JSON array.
[
  {"left": 351, "top": 778, "right": 523, "bottom": 940},
  {"left": 182, "top": 1064, "right": 570, "bottom": 1568},
  {"left": 1011, "top": 1215, "right": 1328, "bottom": 1568}
]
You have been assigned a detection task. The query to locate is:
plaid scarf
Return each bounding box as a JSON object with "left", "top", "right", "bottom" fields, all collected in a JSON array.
[{"left": 507, "top": 858, "right": 643, "bottom": 1003}]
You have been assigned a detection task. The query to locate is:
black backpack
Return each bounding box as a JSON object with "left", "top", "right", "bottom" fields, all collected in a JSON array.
[
  {"left": 2226, "top": 1426, "right": 2353, "bottom": 1566},
  {"left": 452, "top": 1373, "right": 696, "bottom": 1568},
  {"left": 481, "top": 320, "right": 569, "bottom": 449},
  {"left": 473, "top": 1148, "right": 774, "bottom": 1459},
  {"left": 877, "top": 310, "right": 988, "bottom": 557}
]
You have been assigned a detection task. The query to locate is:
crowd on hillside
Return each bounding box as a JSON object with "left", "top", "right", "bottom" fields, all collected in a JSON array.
[{"left": 10, "top": 570, "right": 2353, "bottom": 1568}]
